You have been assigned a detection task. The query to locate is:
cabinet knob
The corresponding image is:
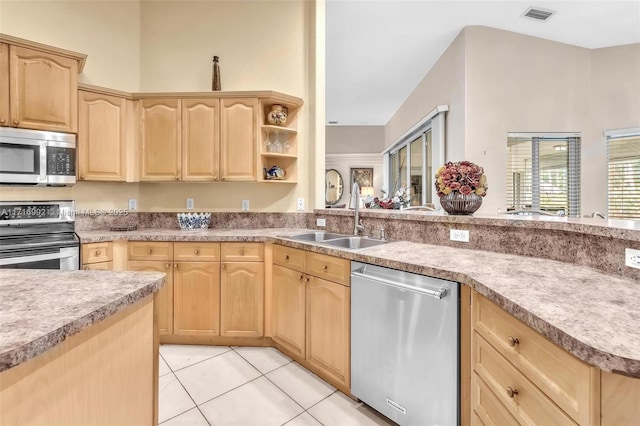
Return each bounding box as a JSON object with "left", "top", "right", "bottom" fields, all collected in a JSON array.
[
  {"left": 13, "top": 120, "right": 19, "bottom": 125},
  {"left": 84, "top": 266, "right": 89, "bottom": 270},
  {"left": 147, "top": 249, "right": 153, "bottom": 254},
  {"left": 284, "top": 255, "right": 290, "bottom": 261},
  {"left": 222, "top": 263, "right": 226, "bottom": 269},
  {"left": 221, "top": 177, "right": 226, "bottom": 181},
  {"left": 174, "top": 264, "right": 178, "bottom": 269},
  {"left": 194, "top": 249, "right": 199, "bottom": 255},
  {"left": 299, "top": 274, "right": 304, "bottom": 281},
  {"left": 322, "top": 265, "right": 328, "bottom": 271},
  {"left": 165, "top": 263, "right": 170, "bottom": 269},
  {"left": 175, "top": 176, "right": 180, "bottom": 180},
  {"left": 95, "top": 250, "right": 101, "bottom": 256},
  {"left": 80, "top": 175, "right": 85, "bottom": 180},
  {"left": 508, "top": 336, "right": 520, "bottom": 347},
  {"left": 214, "top": 176, "right": 218, "bottom": 181},
  {"left": 304, "top": 277, "right": 310, "bottom": 283},
  {"left": 506, "top": 387, "right": 519, "bottom": 398},
  {"left": 239, "top": 249, "right": 245, "bottom": 255},
  {"left": 0, "top": 118, "right": 5, "bottom": 124}
]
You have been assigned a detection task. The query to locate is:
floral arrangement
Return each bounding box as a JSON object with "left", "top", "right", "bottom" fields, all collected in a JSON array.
[
  {"left": 368, "top": 186, "right": 411, "bottom": 209},
  {"left": 435, "top": 161, "right": 488, "bottom": 197}
]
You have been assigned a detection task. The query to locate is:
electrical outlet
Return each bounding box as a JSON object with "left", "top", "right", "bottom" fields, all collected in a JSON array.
[
  {"left": 128, "top": 198, "right": 137, "bottom": 211},
  {"left": 450, "top": 229, "right": 470, "bottom": 242},
  {"left": 297, "top": 198, "right": 305, "bottom": 211},
  {"left": 625, "top": 248, "right": 640, "bottom": 269},
  {"left": 186, "top": 198, "right": 194, "bottom": 210},
  {"left": 242, "top": 199, "right": 250, "bottom": 211},
  {"left": 316, "top": 218, "right": 326, "bottom": 227}
]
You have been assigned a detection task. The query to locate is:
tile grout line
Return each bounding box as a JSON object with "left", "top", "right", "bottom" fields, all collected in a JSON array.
[{"left": 160, "top": 345, "right": 233, "bottom": 374}]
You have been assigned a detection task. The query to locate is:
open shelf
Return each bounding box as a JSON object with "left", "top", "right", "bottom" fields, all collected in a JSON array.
[{"left": 261, "top": 125, "right": 297, "bottom": 134}]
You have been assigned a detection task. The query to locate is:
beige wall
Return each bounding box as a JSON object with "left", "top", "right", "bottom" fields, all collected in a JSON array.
[
  {"left": 326, "top": 126, "right": 385, "bottom": 154},
  {"left": 385, "top": 29, "right": 466, "bottom": 162},
  {"left": 0, "top": 0, "right": 317, "bottom": 212}
]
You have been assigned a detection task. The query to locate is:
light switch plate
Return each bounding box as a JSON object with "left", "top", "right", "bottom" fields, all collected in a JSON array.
[
  {"left": 297, "top": 198, "right": 305, "bottom": 211},
  {"left": 242, "top": 200, "right": 250, "bottom": 211},
  {"left": 625, "top": 248, "right": 640, "bottom": 269},
  {"left": 128, "top": 198, "right": 137, "bottom": 211},
  {"left": 316, "top": 218, "right": 326, "bottom": 227},
  {"left": 450, "top": 229, "right": 470, "bottom": 242},
  {"left": 186, "top": 198, "right": 194, "bottom": 210}
]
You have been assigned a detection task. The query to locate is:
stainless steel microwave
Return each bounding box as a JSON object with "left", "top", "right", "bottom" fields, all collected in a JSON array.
[{"left": 0, "top": 127, "right": 76, "bottom": 186}]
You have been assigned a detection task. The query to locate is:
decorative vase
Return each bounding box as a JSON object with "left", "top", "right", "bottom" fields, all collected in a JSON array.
[
  {"left": 439, "top": 192, "right": 482, "bottom": 215},
  {"left": 212, "top": 56, "right": 221, "bottom": 91},
  {"left": 267, "top": 104, "right": 288, "bottom": 126}
]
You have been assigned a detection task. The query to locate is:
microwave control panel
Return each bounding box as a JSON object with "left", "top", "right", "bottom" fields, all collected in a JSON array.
[{"left": 47, "top": 147, "right": 76, "bottom": 176}]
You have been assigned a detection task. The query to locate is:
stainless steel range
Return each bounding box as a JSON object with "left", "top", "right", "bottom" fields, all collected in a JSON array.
[{"left": 0, "top": 201, "right": 79, "bottom": 270}]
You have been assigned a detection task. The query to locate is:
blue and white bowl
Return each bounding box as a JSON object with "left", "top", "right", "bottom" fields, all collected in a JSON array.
[{"left": 177, "top": 212, "right": 211, "bottom": 230}]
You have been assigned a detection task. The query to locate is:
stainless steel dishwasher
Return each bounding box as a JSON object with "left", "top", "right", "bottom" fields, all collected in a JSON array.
[{"left": 351, "top": 262, "right": 459, "bottom": 426}]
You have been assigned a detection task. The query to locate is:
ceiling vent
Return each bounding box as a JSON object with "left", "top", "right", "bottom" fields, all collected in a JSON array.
[{"left": 522, "top": 7, "right": 556, "bottom": 22}]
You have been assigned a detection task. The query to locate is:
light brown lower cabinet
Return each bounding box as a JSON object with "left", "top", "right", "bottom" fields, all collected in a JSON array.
[
  {"left": 174, "top": 261, "right": 220, "bottom": 336},
  {"left": 272, "top": 264, "right": 306, "bottom": 358},
  {"left": 220, "top": 259, "right": 265, "bottom": 337},
  {"left": 128, "top": 260, "right": 174, "bottom": 336}
]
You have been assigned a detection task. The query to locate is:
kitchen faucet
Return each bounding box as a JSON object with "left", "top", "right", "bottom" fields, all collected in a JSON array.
[{"left": 352, "top": 182, "right": 365, "bottom": 235}]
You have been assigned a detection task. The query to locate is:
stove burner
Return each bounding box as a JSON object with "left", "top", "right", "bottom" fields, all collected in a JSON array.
[{"left": 109, "top": 225, "right": 138, "bottom": 232}]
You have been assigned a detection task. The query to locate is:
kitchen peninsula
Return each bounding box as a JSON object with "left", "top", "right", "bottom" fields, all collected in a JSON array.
[{"left": 0, "top": 269, "right": 165, "bottom": 425}]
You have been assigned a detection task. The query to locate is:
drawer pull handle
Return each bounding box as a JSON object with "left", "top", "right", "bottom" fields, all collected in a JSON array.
[
  {"left": 322, "top": 265, "right": 328, "bottom": 271},
  {"left": 95, "top": 250, "right": 101, "bottom": 256},
  {"left": 174, "top": 264, "right": 178, "bottom": 269},
  {"left": 506, "top": 387, "right": 519, "bottom": 398},
  {"left": 194, "top": 249, "right": 199, "bottom": 255},
  {"left": 285, "top": 255, "right": 290, "bottom": 261},
  {"left": 147, "top": 249, "right": 152, "bottom": 254},
  {"left": 239, "top": 249, "right": 245, "bottom": 255},
  {"left": 508, "top": 336, "right": 520, "bottom": 347},
  {"left": 165, "top": 263, "right": 170, "bottom": 269}
]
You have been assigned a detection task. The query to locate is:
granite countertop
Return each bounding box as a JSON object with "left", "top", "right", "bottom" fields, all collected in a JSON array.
[
  {"left": 76, "top": 227, "right": 640, "bottom": 377},
  {"left": 0, "top": 270, "right": 165, "bottom": 372}
]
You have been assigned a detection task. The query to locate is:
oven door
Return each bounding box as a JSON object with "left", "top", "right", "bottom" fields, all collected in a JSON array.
[{"left": 0, "top": 246, "right": 79, "bottom": 270}]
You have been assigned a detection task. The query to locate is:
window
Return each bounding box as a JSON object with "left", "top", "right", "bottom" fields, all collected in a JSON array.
[
  {"left": 384, "top": 106, "right": 446, "bottom": 206},
  {"left": 506, "top": 133, "right": 581, "bottom": 216},
  {"left": 607, "top": 129, "right": 640, "bottom": 219}
]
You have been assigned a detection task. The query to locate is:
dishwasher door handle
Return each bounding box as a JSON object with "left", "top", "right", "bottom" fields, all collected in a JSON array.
[{"left": 351, "top": 269, "right": 448, "bottom": 299}]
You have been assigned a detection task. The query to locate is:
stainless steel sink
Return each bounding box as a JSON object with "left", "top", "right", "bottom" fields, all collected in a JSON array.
[
  {"left": 286, "top": 231, "right": 349, "bottom": 242},
  {"left": 322, "top": 236, "right": 389, "bottom": 249}
]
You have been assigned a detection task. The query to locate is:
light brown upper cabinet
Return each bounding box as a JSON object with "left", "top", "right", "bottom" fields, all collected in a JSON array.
[
  {"left": 140, "top": 98, "right": 181, "bottom": 181},
  {"left": 78, "top": 90, "right": 127, "bottom": 181},
  {"left": 220, "top": 98, "right": 258, "bottom": 182},
  {"left": 0, "top": 35, "right": 86, "bottom": 133},
  {"left": 182, "top": 98, "right": 220, "bottom": 181}
]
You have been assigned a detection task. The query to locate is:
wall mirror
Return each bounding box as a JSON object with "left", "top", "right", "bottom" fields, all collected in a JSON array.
[{"left": 325, "top": 169, "right": 344, "bottom": 205}]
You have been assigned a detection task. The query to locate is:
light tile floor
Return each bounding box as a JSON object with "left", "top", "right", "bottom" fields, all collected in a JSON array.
[{"left": 159, "top": 345, "right": 396, "bottom": 426}]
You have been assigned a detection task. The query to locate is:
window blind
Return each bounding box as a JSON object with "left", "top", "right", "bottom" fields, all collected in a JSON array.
[
  {"left": 607, "top": 133, "right": 640, "bottom": 219},
  {"left": 507, "top": 134, "right": 581, "bottom": 216}
]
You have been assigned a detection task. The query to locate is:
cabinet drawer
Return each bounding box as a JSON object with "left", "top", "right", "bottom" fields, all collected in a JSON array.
[
  {"left": 221, "top": 242, "right": 264, "bottom": 262},
  {"left": 305, "top": 252, "right": 350, "bottom": 286},
  {"left": 473, "top": 332, "right": 576, "bottom": 425},
  {"left": 82, "top": 262, "right": 113, "bottom": 271},
  {"left": 472, "top": 372, "right": 520, "bottom": 426},
  {"left": 174, "top": 242, "right": 220, "bottom": 262},
  {"left": 273, "top": 245, "right": 305, "bottom": 272},
  {"left": 82, "top": 242, "right": 113, "bottom": 264},
  {"left": 128, "top": 242, "right": 172, "bottom": 261},
  {"left": 472, "top": 293, "right": 597, "bottom": 425}
]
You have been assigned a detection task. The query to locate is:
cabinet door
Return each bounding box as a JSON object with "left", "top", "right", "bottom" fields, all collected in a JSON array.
[
  {"left": 272, "top": 265, "right": 306, "bottom": 358},
  {"left": 220, "top": 98, "right": 258, "bottom": 182},
  {"left": 306, "top": 277, "right": 350, "bottom": 388},
  {"left": 220, "top": 261, "right": 264, "bottom": 337},
  {"left": 9, "top": 45, "right": 78, "bottom": 132},
  {"left": 0, "top": 43, "right": 8, "bottom": 126},
  {"left": 127, "top": 261, "right": 173, "bottom": 335},
  {"left": 140, "top": 98, "right": 181, "bottom": 181},
  {"left": 182, "top": 98, "right": 220, "bottom": 181},
  {"left": 78, "top": 91, "right": 127, "bottom": 181},
  {"left": 174, "top": 262, "right": 220, "bottom": 336}
]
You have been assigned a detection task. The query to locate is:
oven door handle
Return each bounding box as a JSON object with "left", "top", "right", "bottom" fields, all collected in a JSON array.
[{"left": 0, "top": 251, "right": 76, "bottom": 266}]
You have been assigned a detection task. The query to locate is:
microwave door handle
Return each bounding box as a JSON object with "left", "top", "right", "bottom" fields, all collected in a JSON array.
[
  {"left": 39, "top": 141, "right": 47, "bottom": 181},
  {"left": 0, "top": 251, "right": 76, "bottom": 266}
]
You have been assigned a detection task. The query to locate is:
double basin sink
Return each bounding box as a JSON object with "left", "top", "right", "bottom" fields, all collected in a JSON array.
[{"left": 283, "top": 231, "right": 388, "bottom": 250}]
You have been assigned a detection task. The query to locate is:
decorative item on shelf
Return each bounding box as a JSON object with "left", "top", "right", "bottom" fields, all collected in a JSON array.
[
  {"left": 266, "top": 104, "right": 288, "bottom": 126},
  {"left": 177, "top": 212, "right": 211, "bottom": 230},
  {"left": 369, "top": 186, "right": 410, "bottom": 209},
  {"left": 264, "top": 165, "right": 286, "bottom": 180},
  {"left": 212, "top": 56, "right": 221, "bottom": 91},
  {"left": 435, "top": 160, "right": 488, "bottom": 215}
]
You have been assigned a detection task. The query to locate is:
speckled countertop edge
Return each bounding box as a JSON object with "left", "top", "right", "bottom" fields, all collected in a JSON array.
[
  {"left": 77, "top": 228, "right": 640, "bottom": 377},
  {"left": 0, "top": 270, "right": 165, "bottom": 372}
]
